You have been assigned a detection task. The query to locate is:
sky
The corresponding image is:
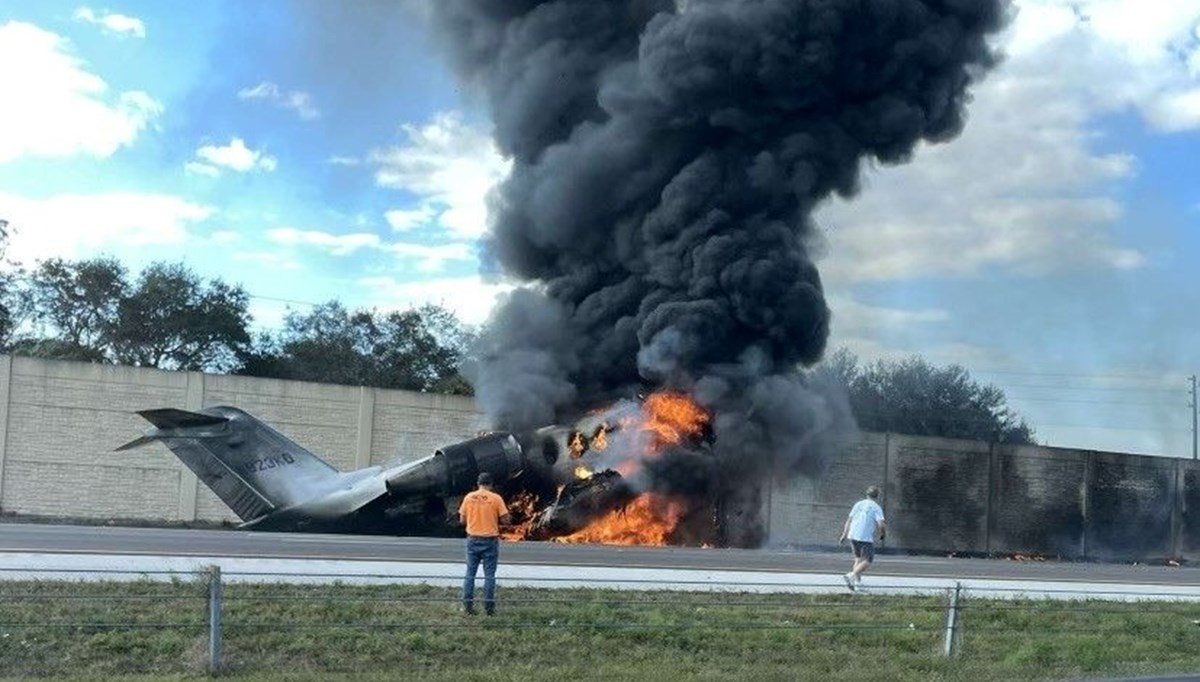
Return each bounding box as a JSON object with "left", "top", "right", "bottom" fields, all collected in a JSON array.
[{"left": 0, "top": 1, "right": 1198, "bottom": 458}]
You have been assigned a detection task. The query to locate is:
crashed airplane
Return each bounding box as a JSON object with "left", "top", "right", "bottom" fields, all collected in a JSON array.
[{"left": 117, "top": 396, "right": 716, "bottom": 540}]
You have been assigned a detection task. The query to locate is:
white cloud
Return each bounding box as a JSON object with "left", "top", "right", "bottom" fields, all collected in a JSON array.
[
  {"left": 72, "top": 7, "right": 145, "bottom": 38},
  {"left": 0, "top": 191, "right": 211, "bottom": 264},
  {"left": 187, "top": 138, "right": 277, "bottom": 175},
  {"left": 208, "top": 231, "right": 240, "bottom": 245},
  {"left": 384, "top": 242, "right": 474, "bottom": 273},
  {"left": 827, "top": 295, "right": 949, "bottom": 337},
  {"left": 1002, "top": 1, "right": 1200, "bottom": 132},
  {"left": 815, "top": 0, "right": 1200, "bottom": 284},
  {"left": 265, "top": 227, "right": 474, "bottom": 271},
  {"left": 327, "top": 156, "right": 360, "bottom": 166},
  {"left": 232, "top": 251, "right": 301, "bottom": 271},
  {"left": 237, "top": 81, "right": 320, "bottom": 121},
  {"left": 0, "top": 22, "right": 160, "bottom": 163},
  {"left": 184, "top": 161, "right": 220, "bottom": 177},
  {"left": 384, "top": 206, "right": 436, "bottom": 232},
  {"left": 1146, "top": 88, "right": 1200, "bottom": 132},
  {"left": 369, "top": 112, "right": 510, "bottom": 240},
  {"left": 358, "top": 275, "right": 515, "bottom": 326},
  {"left": 247, "top": 298, "right": 292, "bottom": 332},
  {"left": 266, "top": 228, "right": 379, "bottom": 256}
]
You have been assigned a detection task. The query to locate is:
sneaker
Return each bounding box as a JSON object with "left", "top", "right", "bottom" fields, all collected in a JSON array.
[
  {"left": 462, "top": 604, "right": 476, "bottom": 615},
  {"left": 842, "top": 573, "right": 857, "bottom": 592},
  {"left": 485, "top": 607, "right": 495, "bottom": 617}
]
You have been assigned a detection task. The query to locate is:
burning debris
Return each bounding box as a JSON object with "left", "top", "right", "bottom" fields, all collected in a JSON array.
[
  {"left": 426, "top": 0, "right": 1008, "bottom": 547},
  {"left": 500, "top": 390, "right": 717, "bottom": 545},
  {"left": 528, "top": 470, "right": 637, "bottom": 540}
]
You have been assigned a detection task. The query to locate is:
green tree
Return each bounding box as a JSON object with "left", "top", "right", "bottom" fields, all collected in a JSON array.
[
  {"left": 108, "top": 262, "right": 251, "bottom": 372},
  {"left": 818, "top": 348, "right": 1035, "bottom": 444},
  {"left": 26, "top": 257, "right": 127, "bottom": 352},
  {"left": 0, "top": 219, "right": 29, "bottom": 350},
  {"left": 241, "top": 302, "right": 475, "bottom": 394}
]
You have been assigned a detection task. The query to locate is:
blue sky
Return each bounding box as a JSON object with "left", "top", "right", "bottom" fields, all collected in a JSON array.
[{"left": 1, "top": 1, "right": 1199, "bottom": 458}]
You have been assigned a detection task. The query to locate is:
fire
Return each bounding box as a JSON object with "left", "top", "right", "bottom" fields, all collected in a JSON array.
[
  {"left": 642, "top": 392, "right": 709, "bottom": 447},
  {"left": 592, "top": 426, "right": 608, "bottom": 451},
  {"left": 551, "top": 494, "right": 688, "bottom": 546},
  {"left": 502, "top": 390, "right": 712, "bottom": 546},
  {"left": 500, "top": 491, "right": 542, "bottom": 541},
  {"left": 568, "top": 431, "right": 585, "bottom": 458}
]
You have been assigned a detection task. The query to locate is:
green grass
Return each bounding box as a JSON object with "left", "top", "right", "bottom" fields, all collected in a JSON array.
[{"left": 0, "top": 579, "right": 1197, "bottom": 681}]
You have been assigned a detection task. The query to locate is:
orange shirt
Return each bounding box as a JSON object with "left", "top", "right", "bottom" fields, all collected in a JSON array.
[{"left": 458, "top": 489, "right": 508, "bottom": 537}]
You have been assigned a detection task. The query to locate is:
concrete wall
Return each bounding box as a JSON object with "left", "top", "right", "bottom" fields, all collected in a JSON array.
[
  {"left": 0, "top": 356, "right": 484, "bottom": 524},
  {"left": 1, "top": 354, "right": 1194, "bottom": 561},
  {"left": 768, "top": 432, "right": 1200, "bottom": 562}
]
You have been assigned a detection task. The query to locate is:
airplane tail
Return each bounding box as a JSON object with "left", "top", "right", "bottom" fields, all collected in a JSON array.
[{"left": 118, "top": 406, "right": 341, "bottom": 522}]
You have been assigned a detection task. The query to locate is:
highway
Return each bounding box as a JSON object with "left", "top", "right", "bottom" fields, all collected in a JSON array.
[{"left": 1, "top": 521, "right": 1196, "bottom": 587}]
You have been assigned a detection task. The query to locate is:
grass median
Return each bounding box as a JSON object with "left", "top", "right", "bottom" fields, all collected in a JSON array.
[{"left": 0, "top": 579, "right": 1197, "bottom": 681}]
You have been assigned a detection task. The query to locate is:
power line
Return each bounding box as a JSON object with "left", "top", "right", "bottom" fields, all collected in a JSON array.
[
  {"left": 1002, "top": 396, "right": 1188, "bottom": 407},
  {"left": 247, "top": 294, "right": 323, "bottom": 307},
  {"left": 986, "top": 383, "right": 1183, "bottom": 394},
  {"left": 970, "top": 368, "right": 1179, "bottom": 381},
  {"left": 851, "top": 410, "right": 1188, "bottom": 432}
]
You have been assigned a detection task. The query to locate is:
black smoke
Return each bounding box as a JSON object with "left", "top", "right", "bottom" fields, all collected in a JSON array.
[{"left": 429, "top": 0, "right": 1008, "bottom": 536}]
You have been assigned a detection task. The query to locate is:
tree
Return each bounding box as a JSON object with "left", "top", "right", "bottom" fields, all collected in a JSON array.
[
  {"left": 0, "top": 219, "right": 29, "bottom": 350},
  {"left": 109, "top": 262, "right": 251, "bottom": 372},
  {"left": 818, "top": 348, "right": 1035, "bottom": 444},
  {"left": 244, "top": 302, "right": 376, "bottom": 386},
  {"left": 26, "top": 257, "right": 127, "bottom": 351},
  {"left": 241, "top": 302, "right": 475, "bottom": 394}
]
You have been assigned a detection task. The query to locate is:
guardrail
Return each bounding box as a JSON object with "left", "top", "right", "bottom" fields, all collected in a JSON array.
[{"left": 0, "top": 565, "right": 1196, "bottom": 677}]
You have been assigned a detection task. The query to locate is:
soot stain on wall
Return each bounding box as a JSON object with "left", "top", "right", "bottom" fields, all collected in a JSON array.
[
  {"left": 991, "top": 452, "right": 1085, "bottom": 557},
  {"left": 894, "top": 449, "right": 987, "bottom": 553},
  {"left": 1087, "top": 458, "right": 1172, "bottom": 560}
]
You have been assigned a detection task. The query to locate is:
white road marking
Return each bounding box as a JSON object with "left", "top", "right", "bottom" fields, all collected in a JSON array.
[{"left": 0, "top": 552, "right": 1197, "bottom": 601}]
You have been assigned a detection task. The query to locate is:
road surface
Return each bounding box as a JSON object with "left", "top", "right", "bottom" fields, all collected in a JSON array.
[{"left": 0, "top": 521, "right": 1195, "bottom": 587}]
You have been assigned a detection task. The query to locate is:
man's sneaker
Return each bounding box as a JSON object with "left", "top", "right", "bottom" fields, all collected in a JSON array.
[
  {"left": 462, "top": 604, "right": 476, "bottom": 615},
  {"left": 485, "top": 607, "right": 495, "bottom": 616},
  {"left": 842, "top": 573, "right": 857, "bottom": 592}
]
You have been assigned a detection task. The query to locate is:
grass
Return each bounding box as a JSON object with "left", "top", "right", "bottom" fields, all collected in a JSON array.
[{"left": 0, "top": 579, "right": 1197, "bottom": 681}]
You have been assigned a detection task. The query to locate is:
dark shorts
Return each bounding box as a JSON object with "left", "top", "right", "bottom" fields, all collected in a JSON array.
[{"left": 851, "top": 540, "right": 875, "bottom": 563}]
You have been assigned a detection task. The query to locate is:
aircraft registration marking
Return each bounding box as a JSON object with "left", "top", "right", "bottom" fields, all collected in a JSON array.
[{"left": 243, "top": 452, "right": 296, "bottom": 475}]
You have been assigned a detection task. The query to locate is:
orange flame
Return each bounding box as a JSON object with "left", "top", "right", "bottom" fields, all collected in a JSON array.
[
  {"left": 642, "top": 392, "right": 709, "bottom": 448},
  {"left": 503, "top": 391, "right": 711, "bottom": 546},
  {"left": 568, "top": 432, "right": 585, "bottom": 458},
  {"left": 592, "top": 425, "right": 609, "bottom": 451},
  {"left": 499, "top": 491, "right": 542, "bottom": 541},
  {"left": 551, "top": 494, "right": 688, "bottom": 546}
]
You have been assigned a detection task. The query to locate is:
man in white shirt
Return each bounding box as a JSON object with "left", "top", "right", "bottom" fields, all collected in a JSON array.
[{"left": 839, "top": 485, "right": 887, "bottom": 591}]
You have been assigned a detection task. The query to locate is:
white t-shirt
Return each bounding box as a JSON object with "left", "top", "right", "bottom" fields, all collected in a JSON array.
[{"left": 847, "top": 499, "right": 885, "bottom": 543}]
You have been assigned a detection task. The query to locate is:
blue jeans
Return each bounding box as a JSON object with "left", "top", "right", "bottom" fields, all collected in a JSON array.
[{"left": 463, "top": 536, "right": 499, "bottom": 610}]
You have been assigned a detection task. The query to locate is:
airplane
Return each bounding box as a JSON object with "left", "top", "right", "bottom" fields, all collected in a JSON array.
[{"left": 116, "top": 405, "right": 572, "bottom": 536}]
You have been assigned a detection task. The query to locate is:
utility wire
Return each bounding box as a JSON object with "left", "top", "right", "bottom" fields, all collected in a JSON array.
[
  {"left": 971, "top": 368, "right": 1181, "bottom": 381},
  {"left": 986, "top": 384, "right": 1185, "bottom": 394},
  {"left": 1002, "top": 396, "right": 1186, "bottom": 407}
]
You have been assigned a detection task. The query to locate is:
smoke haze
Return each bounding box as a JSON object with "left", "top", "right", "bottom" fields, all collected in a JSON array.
[{"left": 428, "top": 0, "right": 1009, "bottom": 523}]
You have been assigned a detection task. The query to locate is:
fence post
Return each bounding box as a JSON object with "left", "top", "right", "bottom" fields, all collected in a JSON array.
[
  {"left": 206, "top": 565, "right": 223, "bottom": 673},
  {"left": 943, "top": 582, "right": 962, "bottom": 657}
]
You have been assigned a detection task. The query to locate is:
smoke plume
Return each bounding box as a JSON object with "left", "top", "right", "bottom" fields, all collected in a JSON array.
[{"left": 429, "top": 0, "right": 1008, "bottom": 520}]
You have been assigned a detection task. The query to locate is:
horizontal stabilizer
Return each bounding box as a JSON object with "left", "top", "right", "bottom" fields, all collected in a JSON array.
[
  {"left": 114, "top": 435, "right": 157, "bottom": 452},
  {"left": 136, "top": 408, "right": 229, "bottom": 429}
]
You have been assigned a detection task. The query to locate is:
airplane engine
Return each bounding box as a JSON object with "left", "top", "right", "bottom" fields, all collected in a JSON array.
[{"left": 384, "top": 432, "right": 525, "bottom": 499}]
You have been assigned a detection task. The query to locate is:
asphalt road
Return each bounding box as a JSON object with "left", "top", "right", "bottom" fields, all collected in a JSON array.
[{"left": 1, "top": 521, "right": 1196, "bottom": 586}]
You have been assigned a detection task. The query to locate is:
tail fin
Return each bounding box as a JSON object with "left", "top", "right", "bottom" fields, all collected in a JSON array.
[
  {"left": 120, "top": 406, "right": 341, "bottom": 522},
  {"left": 138, "top": 408, "right": 230, "bottom": 429}
]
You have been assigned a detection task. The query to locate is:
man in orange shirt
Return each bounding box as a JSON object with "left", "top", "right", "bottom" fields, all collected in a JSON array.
[{"left": 459, "top": 472, "right": 511, "bottom": 616}]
